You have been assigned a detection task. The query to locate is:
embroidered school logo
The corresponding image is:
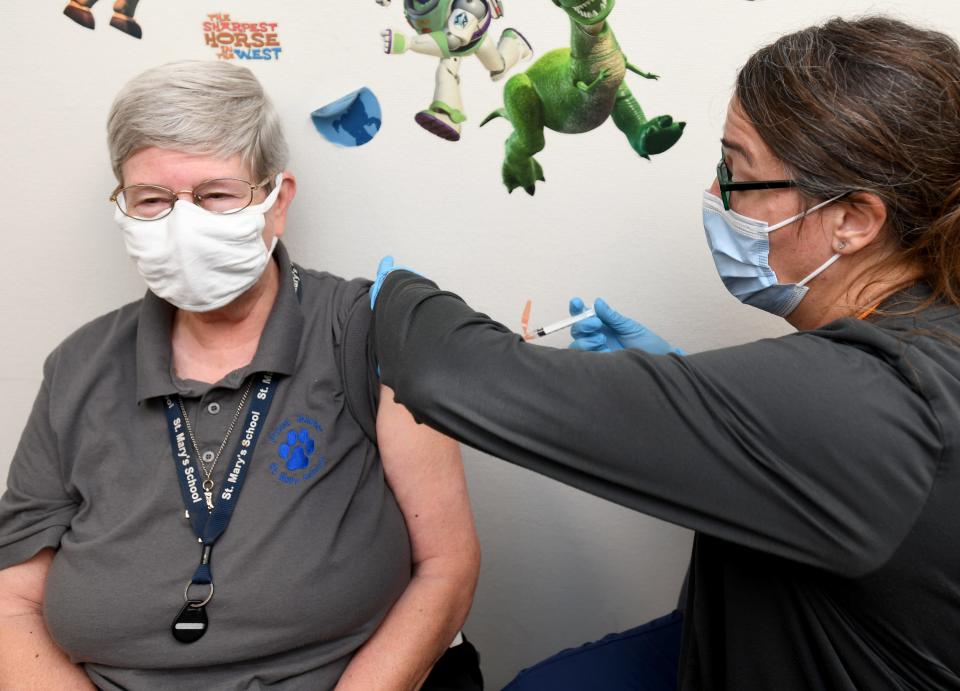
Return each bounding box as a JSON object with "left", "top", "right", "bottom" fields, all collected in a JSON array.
[
  {"left": 267, "top": 415, "right": 326, "bottom": 486},
  {"left": 203, "top": 13, "right": 282, "bottom": 61},
  {"left": 279, "top": 429, "right": 314, "bottom": 471}
]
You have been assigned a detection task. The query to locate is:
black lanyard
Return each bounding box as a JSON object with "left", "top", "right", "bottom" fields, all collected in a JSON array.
[
  {"left": 161, "top": 264, "right": 299, "bottom": 642},
  {"left": 164, "top": 371, "right": 278, "bottom": 574},
  {"left": 163, "top": 371, "right": 278, "bottom": 642}
]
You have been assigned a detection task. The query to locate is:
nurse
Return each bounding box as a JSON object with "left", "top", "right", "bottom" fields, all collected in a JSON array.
[{"left": 370, "top": 15, "right": 960, "bottom": 690}]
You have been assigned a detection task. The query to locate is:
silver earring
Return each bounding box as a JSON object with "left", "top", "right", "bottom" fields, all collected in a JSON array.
[{"left": 837, "top": 241, "right": 847, "bottom": 251}]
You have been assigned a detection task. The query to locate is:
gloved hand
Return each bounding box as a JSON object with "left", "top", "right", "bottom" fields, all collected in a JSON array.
[
  {"left": 370, "top": 256, "right": 419, "bottom": 309},
  {"left": 568, "top": 297, "right": 683, "bottom": 355}
]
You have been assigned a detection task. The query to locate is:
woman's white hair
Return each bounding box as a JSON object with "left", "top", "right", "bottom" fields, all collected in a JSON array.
[{"left": 107, "top": 60, "right": 288, "bottom": 181}]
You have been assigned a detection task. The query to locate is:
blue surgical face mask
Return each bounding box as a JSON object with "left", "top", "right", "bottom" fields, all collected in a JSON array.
[{"left": 702, "top": 190, "right": 846, "bottom": 317}]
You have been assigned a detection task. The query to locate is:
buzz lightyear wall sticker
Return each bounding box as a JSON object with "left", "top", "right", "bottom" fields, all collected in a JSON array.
[
  {"left": 481, "top": 0, "right": 685, "bottom": 195},
  {"left": 377, "top": 0, "right": 533, "bottom": 142},
  {"left": 63, "top": 0, "right": 143, "bottom": 39}
]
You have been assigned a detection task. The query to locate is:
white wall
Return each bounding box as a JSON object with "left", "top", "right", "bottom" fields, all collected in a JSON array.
[{"left": 2, "top": 0, "right": 958, "bottom": 687}]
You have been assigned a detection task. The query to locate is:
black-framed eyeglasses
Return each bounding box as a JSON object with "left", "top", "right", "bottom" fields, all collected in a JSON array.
[
  {"left": 717, "top": 151, "right": 796, "bottom": 211},
  {"left": 110, "top": 176, "right": 273, "bottom": 221}
]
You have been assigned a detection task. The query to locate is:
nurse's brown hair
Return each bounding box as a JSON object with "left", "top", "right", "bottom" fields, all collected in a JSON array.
[{"left": 736, "top": 16, "right": 960, "bottom": 309}]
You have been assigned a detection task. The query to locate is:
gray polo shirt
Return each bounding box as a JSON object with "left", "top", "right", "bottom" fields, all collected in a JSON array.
[{"left": 0, "top": 243, "right": 412, "bottom": 690}]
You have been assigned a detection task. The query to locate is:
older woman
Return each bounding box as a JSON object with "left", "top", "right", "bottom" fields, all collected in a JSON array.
[
  {"left": 0, "top": 61, "right": 480, "bottom": 690},
  {"left": 369, "top": 16, "right": 960, "bottom": 690}
]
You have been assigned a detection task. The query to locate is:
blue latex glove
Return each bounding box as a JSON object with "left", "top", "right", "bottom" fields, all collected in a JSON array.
[
  {"left": 568, "top": 297, "right": 684, "bottom": 355},
  {"left": 370, "top": 255, "right": 419, "bottom": 309}
]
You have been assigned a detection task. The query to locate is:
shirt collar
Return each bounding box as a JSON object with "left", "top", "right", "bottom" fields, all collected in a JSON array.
[{"left": 135, "top": 241, "right": 305, "bottom": 402}]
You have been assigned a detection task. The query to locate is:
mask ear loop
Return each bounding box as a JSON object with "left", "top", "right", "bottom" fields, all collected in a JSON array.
[
  {"left": 232, "top": 173, "right": 285, "bottom": 217},
  {"left": 796, "top": 252, "right": 842, "bottom": 287},
  {"left": 767, "top": 192, "right": 848, "bottom": 233},
  {"left": 772, "top": 191, "right": 851, "bottom": 287},
  {"left": 248, "top": 173, "right": 285, "bottom": 213}
]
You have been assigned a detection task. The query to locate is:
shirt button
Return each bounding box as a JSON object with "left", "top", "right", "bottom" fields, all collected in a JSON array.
[
  {"left": 207, "top": 402, "right": 221, "bottom": 415},
  {"left": 202, "top": 450, "right": 215, "bottom": 463}
]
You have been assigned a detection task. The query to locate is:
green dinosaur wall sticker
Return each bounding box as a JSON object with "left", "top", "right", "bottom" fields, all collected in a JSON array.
[{"left": 481, "top": 0, "right": 685, "bottom": 195}]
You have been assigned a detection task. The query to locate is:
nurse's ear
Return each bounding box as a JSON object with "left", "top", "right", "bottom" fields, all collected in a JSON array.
[
  {"left": 829, "top": 192, "right": 888, "bottom": 254},
  {"left": 266, "top": 172, "right": 297, "bottom": 240}
]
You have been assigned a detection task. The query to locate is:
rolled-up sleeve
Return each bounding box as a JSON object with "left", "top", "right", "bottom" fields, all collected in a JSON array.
[{"left": 0, "top": 349, "right": 78, "bottom": 570}]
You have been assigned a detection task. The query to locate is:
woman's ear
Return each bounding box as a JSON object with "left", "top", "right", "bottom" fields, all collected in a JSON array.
[{"left": 830, "top": 192, "right": 887, "bottom": 254}]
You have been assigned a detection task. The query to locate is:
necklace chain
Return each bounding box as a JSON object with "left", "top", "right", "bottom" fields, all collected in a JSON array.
[{"left": 178, "top": 377, "right": 254, "bottom": 504}]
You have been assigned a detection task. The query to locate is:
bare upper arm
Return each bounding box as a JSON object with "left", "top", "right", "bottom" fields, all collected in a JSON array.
[
  {"left": 0, "top": 549, "right": 54, "bottom": 614},
  {"left": 376, "top": 385, "right": 479, "bottom": 569}
]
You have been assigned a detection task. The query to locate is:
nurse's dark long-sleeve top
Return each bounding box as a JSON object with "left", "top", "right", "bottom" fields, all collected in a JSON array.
[{"left": 373, "top": 272, "right": 960, "bottom": 691}]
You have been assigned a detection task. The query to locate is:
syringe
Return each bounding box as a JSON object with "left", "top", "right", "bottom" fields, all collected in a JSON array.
[{"left": 521, "top": 299, "right": 596, "bottom": 341}]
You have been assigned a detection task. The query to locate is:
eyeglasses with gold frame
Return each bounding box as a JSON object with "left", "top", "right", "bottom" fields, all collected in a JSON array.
[{"left": 110, "top": 176, "right": 274, "bottom": 221}]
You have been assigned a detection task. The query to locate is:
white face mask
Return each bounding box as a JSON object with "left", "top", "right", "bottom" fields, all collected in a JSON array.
[{"left": 116, "top": 174, "right": 283, "bottom": 312}]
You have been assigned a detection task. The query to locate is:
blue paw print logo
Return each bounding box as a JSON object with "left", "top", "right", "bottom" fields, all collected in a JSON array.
[{"left": 278, "top": 428, "right": 315, "bottom": 471}]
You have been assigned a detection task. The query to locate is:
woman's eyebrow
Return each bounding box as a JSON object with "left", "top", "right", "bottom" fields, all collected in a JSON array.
[{"left": 721, "top": 138, "right": 754, "bottom": 166}]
